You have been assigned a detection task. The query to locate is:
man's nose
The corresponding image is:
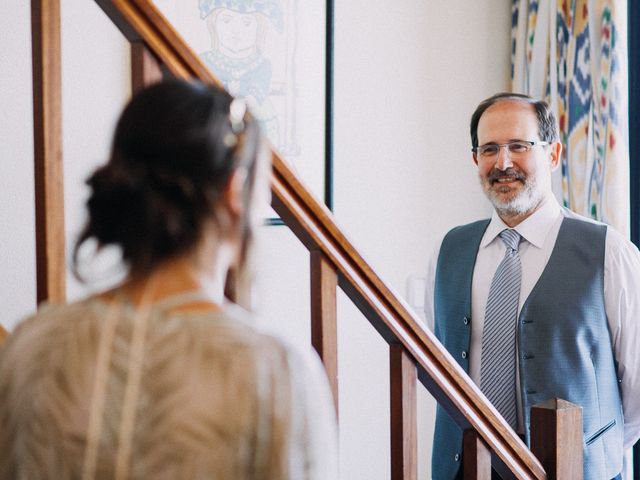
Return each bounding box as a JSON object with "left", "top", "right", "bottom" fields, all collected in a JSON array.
[{"left": 495, "top": 146, "right": 514, "bottom": 171}]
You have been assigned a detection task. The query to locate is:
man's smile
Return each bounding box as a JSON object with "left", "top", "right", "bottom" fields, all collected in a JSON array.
[{"left": 487, "top": 168, "right": 525, "bottom": 187}]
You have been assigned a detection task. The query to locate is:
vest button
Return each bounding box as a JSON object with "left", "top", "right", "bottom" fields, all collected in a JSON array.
[
  {"left": 454, "top": 453, "right": 460, "bottom": 462},
  {"left": 463, "top": 316, "right": 470, "bottom": 325},
  {"left": 461, "top": 351, "right": 468, "bottom": 359}
]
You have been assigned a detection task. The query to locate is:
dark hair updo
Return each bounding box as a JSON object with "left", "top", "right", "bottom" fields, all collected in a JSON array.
[{"left": 74, "top": 79, "right": 262, "bottom": 278}]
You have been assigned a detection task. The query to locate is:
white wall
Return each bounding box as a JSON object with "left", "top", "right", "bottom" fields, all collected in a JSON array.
[
  {"left": 1, "top": 1, "right": 36, "bottom": 326},
  {"left": 61, "top": 0, "right": 131, "bottom": 300},
  {"left": 333, "top": 2, "right": 510, "bottom": 478},
  {"left": 0, "top": 1, "right": 511, "bottom": 478}
]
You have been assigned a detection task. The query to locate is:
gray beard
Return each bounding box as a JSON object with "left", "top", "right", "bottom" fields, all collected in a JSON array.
[{"left": 482, "top": 176, "right": 543, "bottom": 218}]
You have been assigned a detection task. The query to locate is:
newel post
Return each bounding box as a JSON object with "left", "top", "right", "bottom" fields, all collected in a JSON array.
[{"left": 530, "top": 398, "right": 583, "bottom": 480}]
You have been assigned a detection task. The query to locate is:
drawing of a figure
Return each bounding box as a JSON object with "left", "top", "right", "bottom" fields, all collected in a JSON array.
[{"left": 199, "top": 0, "right": 283, "bottom": 143}]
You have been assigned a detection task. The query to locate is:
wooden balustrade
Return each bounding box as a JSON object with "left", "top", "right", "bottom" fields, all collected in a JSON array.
[
  {"left": 464, "top": 429, "right": 492, "bottom": 480},
  {"left": 390, "top": 344, "right": 418, "bottom": 480},
  {"left": 131, "top": 41, "right": 163, "bottom": 93},
  {"left": 31, "top": 0, "right": 65, "bottom": 305},
  {"left": 93, "top": 1, "right": 543, "bottom": 477},
  {"left": 310, "top": 250, "right": 339, "bottom": 411}
]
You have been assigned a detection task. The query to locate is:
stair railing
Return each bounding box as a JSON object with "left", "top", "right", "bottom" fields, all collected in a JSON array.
[{"left": 94, "top": 1, "right": 547, "bottom": 478}]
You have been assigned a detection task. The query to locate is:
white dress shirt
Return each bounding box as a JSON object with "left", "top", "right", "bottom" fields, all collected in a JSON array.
[{"left": 424, "top": 195, "right": 640, "bottom": 449}]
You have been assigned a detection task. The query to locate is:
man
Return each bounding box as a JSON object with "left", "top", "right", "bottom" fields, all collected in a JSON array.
[{"left": 424, "top": 92, "right": 640, "bottom": 480}]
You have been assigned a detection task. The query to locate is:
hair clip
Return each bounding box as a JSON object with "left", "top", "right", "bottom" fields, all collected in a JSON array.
[
  {"left": 229, "top": 98, "right": 247, "bottom": 134},
  {"left": 223, "top": 133, "right": 238, "bottom": 148},
  {"left": 224, "top": 98, "right": 247, "bottom": 148}
]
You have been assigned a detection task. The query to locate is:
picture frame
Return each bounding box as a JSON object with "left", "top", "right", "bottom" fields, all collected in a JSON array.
[{"left": 152, "top": 0, "right": 334, "bottom": 225}]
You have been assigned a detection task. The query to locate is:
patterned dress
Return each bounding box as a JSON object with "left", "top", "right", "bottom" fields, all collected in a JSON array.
[{"left": 0, "top": 295, "right": 338, "bottom": 479}]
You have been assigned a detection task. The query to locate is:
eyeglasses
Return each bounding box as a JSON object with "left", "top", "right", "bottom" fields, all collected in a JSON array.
[{"left": 473, "top": 140, "right": 549, "bottom": 158}]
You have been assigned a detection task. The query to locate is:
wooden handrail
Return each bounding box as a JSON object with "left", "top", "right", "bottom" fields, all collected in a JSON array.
[{"left": 93, "top": 1, "right": 546, "bottom": 477}]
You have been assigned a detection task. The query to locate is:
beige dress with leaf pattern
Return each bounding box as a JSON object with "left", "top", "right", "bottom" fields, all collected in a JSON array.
[{"left": 0, "top": 297, "right": 338, "bottom": 479}]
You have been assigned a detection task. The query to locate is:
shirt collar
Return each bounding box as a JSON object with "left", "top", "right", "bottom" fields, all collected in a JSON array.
[{"left": 480, "top": 195, "right": 563, "bottom": 249}]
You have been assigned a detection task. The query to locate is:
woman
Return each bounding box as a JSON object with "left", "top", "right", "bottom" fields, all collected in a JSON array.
[{"left": 0, "top": 80, "right": 337, "bottom": 479}]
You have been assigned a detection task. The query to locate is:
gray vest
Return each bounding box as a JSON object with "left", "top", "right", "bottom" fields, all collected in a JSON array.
[{"left": 432, "top": 216, "right": 623, "bottom": 480}]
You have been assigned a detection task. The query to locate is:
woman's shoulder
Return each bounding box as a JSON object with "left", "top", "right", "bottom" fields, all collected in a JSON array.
[
  {"left": 5, "top": 300, "right": 95, "bottom": 343},
  {"left": 0, "top": 300, "right": 107, "bottom": 399},
  {"left": 7, "top": 302, "right": 86, "bottom": 342},
  {"left": 176, "top": 304, "right": 296, "bottom": 359},
  {"left": 178, "top": 305, "right": 324, "bottom": 376}
]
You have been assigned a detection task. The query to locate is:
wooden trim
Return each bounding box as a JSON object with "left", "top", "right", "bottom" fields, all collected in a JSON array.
[
  {"left": 131, "top": 41, "right": 163, "bottom": 94},
  {"left": 31, "top": 0, "right": 65, "bottom": 304},
  {"left": 463, "top": 429, "right": 492, "bottom": 480},
  {"left": 530, "top": 398, "right": 583, "bottom": 479},
  {"left": 94, "top": 2, "right": 546, "bottom": 477},
  {"left": 0, "top": 325, "right": 8, "bottom": 345},
  {"left": 629, "top": 0, "right": 640, "bottom": 246},
  {"left": 390, "top": 344, "right": 417, "bottom": 480},
  {"left": 324, "top": 0, "right": 334, "bottom": 211},
  {"left": 310, "top": 250, "right": 339, "bottom": 412}
]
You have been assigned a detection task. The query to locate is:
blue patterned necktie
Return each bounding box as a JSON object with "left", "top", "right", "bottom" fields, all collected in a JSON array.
[{"left": 480, "top": 228, "right": 522, "bottom": 428}]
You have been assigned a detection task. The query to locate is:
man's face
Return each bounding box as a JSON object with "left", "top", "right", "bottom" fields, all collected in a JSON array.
[{"left": 474, "top": 100, "right": 559, "bottom": 219}]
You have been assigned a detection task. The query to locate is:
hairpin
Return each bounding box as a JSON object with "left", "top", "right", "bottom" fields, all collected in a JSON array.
[
  {"left": 229, "top": 98, "right": 247, "bottom": 134},
  {"left": 224, "top": 97, "right": 247, "bottom": 148}
]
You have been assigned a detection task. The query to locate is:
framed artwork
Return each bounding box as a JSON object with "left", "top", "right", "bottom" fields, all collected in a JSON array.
[{"left": 152, "top": 0, "right": 334, "bottom": 224}]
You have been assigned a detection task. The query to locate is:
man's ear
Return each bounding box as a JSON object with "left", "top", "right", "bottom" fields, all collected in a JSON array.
[
  {"left": 472, "top": 152, "right": 479, "bottom": 166},
  {"left": 221, "top": 168, "right": 248, "bottom": 218},
  {"left": 549, "top": 141, "right": 562, "bottom": 172}
]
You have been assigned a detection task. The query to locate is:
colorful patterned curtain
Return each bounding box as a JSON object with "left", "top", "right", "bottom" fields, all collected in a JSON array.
[{"left": 511, "top": 0, "right": 629, "bottom": 235}]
